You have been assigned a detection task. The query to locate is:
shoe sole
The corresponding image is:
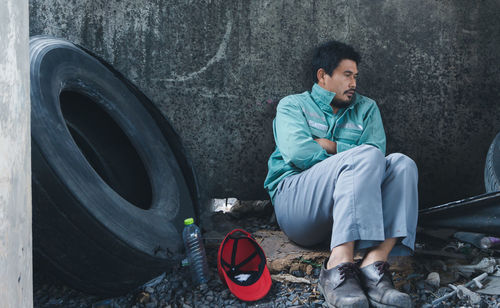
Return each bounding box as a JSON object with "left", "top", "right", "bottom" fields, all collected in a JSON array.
[
  {"left": 318, "top": 283, "right": 369, "bottom": 308},
  {"left": 368, "top": 298, "right": 413, "bottom": 308},
  {"left": 317, "top": 283, "right": 337, "bottom": 308}
]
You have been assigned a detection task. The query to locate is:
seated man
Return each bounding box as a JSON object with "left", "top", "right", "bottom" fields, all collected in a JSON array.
[{"left": 264, "top": 41, "right": 417, "bottom": 308}]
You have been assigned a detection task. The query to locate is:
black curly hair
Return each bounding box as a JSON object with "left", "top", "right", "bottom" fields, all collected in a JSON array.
[{"left": 312, "top": 40, "right": 361, "bottom": 83}]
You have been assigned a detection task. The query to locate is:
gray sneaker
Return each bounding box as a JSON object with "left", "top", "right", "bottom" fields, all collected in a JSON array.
[
  {"left": 359, "top": 261, "right": 413, "bottom": 308},
  {"left": 318, "top": 261, "right": 369, "bottom": 308}
]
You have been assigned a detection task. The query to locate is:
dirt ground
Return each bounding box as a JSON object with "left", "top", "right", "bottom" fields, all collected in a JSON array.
[{"left": 33, "top": 206, "right": 500, "bottom": 307}]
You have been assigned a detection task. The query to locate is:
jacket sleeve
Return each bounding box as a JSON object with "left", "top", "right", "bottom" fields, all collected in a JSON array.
[
  {"left": 336, "top": 103, "right": 387, "bottom": 155},
  {"left": 274, "top": 100, "right": 331, "bottom": 170}
]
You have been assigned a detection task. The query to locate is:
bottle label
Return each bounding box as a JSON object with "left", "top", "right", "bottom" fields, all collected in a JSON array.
[{"left": 488, "top": 237, "right": 500, "bottom": 246}]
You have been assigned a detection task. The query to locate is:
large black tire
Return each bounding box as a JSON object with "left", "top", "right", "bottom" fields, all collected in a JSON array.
[
  {"left": 485, "top": 132, "right": 500, "bottom": 192},
  {"left": 30, "top": 36, "right": 199, "bottom": 295}
]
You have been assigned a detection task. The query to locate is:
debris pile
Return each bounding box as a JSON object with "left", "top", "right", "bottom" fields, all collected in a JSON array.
[
  {"left": 34, "top": 201, "right": 500, "bottom": 307},
  {"left": 410, "top": 228, "right": 500, "bottom": 307}
]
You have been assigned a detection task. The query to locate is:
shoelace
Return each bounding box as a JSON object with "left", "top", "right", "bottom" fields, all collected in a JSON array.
[
  {"left": 338, "top": 263, "right": 361, "bottom": 280},
  {"left": 374, "top": 261, "right": 395, "bottom": 286},
  {"left": 375, "top": 261, "right": 391, "bottom": 276}
]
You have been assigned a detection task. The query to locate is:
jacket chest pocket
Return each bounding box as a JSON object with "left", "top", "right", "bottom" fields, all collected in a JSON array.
[
  {"left": 336, "top": 128, "right": 363, "bottom": 144},
  {"left": 308, "top": 120, "right": 328, "bottom": 138}
]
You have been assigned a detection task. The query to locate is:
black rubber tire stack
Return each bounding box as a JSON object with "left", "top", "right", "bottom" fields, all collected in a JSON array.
[
  {"left": 30, "top": 36, "right": 199, "bottom": 295},
  {"left": 485, "top": 132, "right": 500, "bottom": 192}
]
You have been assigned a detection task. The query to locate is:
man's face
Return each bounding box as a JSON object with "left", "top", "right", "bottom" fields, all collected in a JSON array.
[{"left": 317, "top": 59, "right": 358, "bottom": 108}]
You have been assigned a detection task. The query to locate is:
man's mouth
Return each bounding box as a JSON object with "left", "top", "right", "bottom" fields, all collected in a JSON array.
[{"left": 345, "top": 90, "right": 355, "bottom": 96}]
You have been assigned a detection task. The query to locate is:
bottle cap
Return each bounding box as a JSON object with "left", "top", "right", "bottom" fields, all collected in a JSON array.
[{"left": 184, "top": 218, "right": 194, "bottom": 225}]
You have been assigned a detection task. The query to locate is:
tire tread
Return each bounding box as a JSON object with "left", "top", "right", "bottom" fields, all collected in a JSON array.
[{"left": 485, "top": 132, "right": 500, "bottom": 192}]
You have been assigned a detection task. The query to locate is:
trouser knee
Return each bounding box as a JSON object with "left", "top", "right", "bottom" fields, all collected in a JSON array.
[
  {"left": 387, "top": 153, "right": 418, "bottom": 178},
  {"left": 355, "top": 145, "right": 386, "bottom": 174}
]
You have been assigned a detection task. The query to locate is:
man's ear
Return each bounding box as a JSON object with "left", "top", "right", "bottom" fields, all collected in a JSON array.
[{"left": 316, "top": 68, "right": 326, "bottom": 85}]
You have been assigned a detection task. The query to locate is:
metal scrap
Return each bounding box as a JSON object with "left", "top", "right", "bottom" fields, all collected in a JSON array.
[
  {"left": 455, "top": 285, "right": 482, "bottom": 305},
  {"left": 419, "top": 191, "right": 500, "bottom": 234},
  {"left": 492, "top": 265, "right": 500, "bottom": 276},
  {"left": 142, "top": 272, "right": 166, "bottom": 288},
  {"left": 431, "top": 272, "right": 487, "bottom": 306},
  {"left": 477, "top": 276, "right": 500, "bottom": 295},
  {"left": 452, "top": 257, "right": 497, "bottom": 277}
]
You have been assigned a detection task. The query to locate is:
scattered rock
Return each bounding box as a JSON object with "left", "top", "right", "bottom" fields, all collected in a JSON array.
[
  {"left": 291, "top": 270, "right": 305, "bottom": 278},
  {"left": 403, "top": 283, "right": 412, "bottom": 293},
  {"left": 271, "top": 274, "right": 311, "bottom": 284},
  {"left": 220, "top": 289, "right": 230, "bottom": 299},
  {"left": 34, "top": 208, "right": 500, "bottom": 307},
  {"left": 416, "top": 280, "right": 426, "bottom": 290},
  {"left": 306, "top": 265, "right": 314, "bottom": 276},
  {"left": 425, "top": 272, "right": 440, "bottom": 288},
  {"left": 145, "top": 301, "right": 157, "bottom": 308},
  {"left": 289, "top": 263, "right": 301, "bottom": 273}
]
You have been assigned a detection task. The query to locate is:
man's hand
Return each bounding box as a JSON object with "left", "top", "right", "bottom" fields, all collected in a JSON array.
[{"left": 314, "top": 138, "right": 337, "bottom": 154}]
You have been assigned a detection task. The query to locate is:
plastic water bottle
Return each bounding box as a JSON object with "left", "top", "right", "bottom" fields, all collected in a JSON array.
[
  {"left": 480, "top": 236, "right": 500, "bottom": 249},
  {"left": 454, "top": 231, "right": 500, "bottom": 249},
  {"left": 454, "top": 231, "right": 486, "bottom": 248},
  {"left": 182, "top": 218, "right": 209, "bottom": 285}
]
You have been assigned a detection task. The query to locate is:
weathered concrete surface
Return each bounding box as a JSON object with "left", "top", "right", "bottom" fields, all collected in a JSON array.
[
  {"left": 0, "top": 0, "right": 33, "bottom": 307},
  {"left": 29, "top": 0, "right": 500, "bottom": 208}
]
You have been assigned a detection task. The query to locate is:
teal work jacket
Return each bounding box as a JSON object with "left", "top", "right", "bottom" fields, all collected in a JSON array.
[{"left": 264, "top": 83, "right": 386, "bottom": 201}]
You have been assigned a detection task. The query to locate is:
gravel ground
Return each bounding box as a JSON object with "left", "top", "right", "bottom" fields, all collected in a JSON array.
[
  {"left": 34, "top": 214, "right": 327, "bottom": 308},
  {"left": 33, "top": 211, "right": 500, "bottom": 307}
]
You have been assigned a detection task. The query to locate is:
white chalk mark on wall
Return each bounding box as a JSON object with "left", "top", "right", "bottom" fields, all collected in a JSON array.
[{"left": 158, "top": 15, "right": 232, "bottom": 83}]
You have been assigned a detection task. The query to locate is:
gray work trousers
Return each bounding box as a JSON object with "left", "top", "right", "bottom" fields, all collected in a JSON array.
[{"left": 273, "top": 144, "right": 418, "bottom": 255}]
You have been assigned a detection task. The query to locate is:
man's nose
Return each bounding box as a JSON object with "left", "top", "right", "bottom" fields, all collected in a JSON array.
[{"left": 349, "top": 77, "right": 356, "bottom": 88}]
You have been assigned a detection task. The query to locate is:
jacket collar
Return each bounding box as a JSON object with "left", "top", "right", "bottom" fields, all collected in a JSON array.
[
  {"left": 311, "top": 83, "right": 336, "bottom": 113},
  {"left": 311, "top": 83, "right": 358, "bottom": 114}
]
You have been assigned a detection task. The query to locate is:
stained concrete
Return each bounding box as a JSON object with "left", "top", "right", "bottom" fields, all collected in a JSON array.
[
  {"left": 0, "top": 0, "right": 33, "bottom": 307},
  {"left": 29, "top": 0, "right": 500, "bottom": 208}
]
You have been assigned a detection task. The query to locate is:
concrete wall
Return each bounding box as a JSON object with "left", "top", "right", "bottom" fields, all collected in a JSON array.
[
  {"left": 0, "top": 0, "right": 33, "bottom": 307},
  {"left": 29, "top": 0, "right": 500, "bottom": 208}
]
